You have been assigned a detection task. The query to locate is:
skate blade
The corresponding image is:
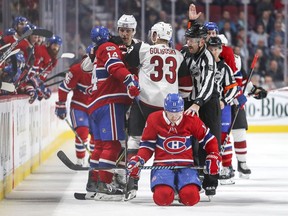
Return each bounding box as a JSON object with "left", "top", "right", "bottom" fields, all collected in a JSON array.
[
  {"left": 220, "top": 178, "right": 235, "bottom": 185},
  {"left": 239, "top": 173, "right": 250, "bottom": 179},
  {"left": 85, "top": 192, "right": 97, "bottom": 200},
  {"left": 94, "top": 193, "right": 124, "bottom": 201},
  {"left": 207, "top": 195, "right": 213, "bottom": 202},
  {"left": 124, "top": 190, "right": 137, "bottom": 201}
]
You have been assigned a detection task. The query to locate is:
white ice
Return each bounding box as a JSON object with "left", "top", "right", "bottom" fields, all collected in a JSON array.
[{"left": 0, "top": 133, "right": 287, "bottom": 216}]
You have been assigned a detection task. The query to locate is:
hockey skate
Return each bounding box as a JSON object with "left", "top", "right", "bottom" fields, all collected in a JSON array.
[
  {"left": 238, "top": 161, "right": 251, "bottom": 179},
  {"left": 94, "top": 181, "right": 124, "bottom": 201},
  {"left": 205, "top": 186, "right": 216, "bottom": 201},
  {"left": 83, "top": 180, "right": 123, "bottom": 201},
  {"left": 219, "top": 166, "right": 235, "bottom": 185},
  {"left": 124, "top": 177, "right": 138, "bottom": 201}
]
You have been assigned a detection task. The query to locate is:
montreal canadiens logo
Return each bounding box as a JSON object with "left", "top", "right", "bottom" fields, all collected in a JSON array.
[{"left": 163, "top": 136, "right": 187, "bottom": 154}]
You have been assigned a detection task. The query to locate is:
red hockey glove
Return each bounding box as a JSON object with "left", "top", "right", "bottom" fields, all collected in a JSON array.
[
  {"left": 233, "top": 86, "right": 247, "bottom": 109},
  {"left": 205, "top": 152, "right": 221, "bottom": 175},
  {"left": 127, "top": 155, "right": 145, "bottom": 179},
  {"left": 55, "top": 101, "right": 67, "bottom": 120},
  {"left": 123, "top": 74, "right": 140, "bottom": 99}
]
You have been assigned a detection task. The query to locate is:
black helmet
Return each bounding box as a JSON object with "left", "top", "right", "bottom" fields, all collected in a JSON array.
[
  {"left": 185, "top": 23, "right": 207, "bottom": 39},
  {"left": 207, "top": 36, "right": 222, "bottom": 48}
]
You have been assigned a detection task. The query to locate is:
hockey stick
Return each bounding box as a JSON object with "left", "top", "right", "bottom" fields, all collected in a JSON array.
[
  {"left": 222, "top": 54, "right": 259, "bottom": 147},
  {"left": 0, "top": 48, "right": 20, "bottom": 66},
  {"left": 45, "top": 79, "right": 63, "bottom": 87},
  {"left": 57, "top": 150, "right": 203, "bottom": 171},
  {"left": 0, "top": 81, "right": 15, "bottom": 92},
  {"left": 14, "top": 52, "right": 74, "bottom": 88},
  {"left": 44, "top": 69, "right": 69, "bottom": 83},
  {"left": 0, "top": 29, "right": 53, "bottom": 64},
  {"left": 0, "top": 43, "right": 11, "bottom": 51},
  {"left": 64, "top": 118, "right": 91, "bottom": 155}
]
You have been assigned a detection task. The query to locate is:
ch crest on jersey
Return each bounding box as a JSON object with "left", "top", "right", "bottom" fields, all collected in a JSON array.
[{"left": 163, "top": 136, "right": 187, "bottom": 154}]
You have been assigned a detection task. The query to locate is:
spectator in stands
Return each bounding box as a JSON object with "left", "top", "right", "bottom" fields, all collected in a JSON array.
[
  {"left": 263, "top": 74, "right": 276, "bottom": 90},
  {"left": 268, "top": 21, "right": 285, "bottom": 47},
  {"left": 219, "top": 21, "right": 237, "bottom": 46},
  {"left": 266, "top": 59, "right": 283, "bottom": 83},
  {"left": 217, "top": 10, "right": 237, "bottom": 33},
  {"left": 249, "top": 23, "right": 268, "bottom": 48},
  {"left": 177, "top": 18, "right": 188, "bottom": 45},
  {"left": 257, "top": 9, "right": 274, "bottom": 34}
]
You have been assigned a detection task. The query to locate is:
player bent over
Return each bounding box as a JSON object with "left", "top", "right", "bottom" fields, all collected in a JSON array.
[{"left": 127, "top": 93, "right": 221, "bottom": 205}]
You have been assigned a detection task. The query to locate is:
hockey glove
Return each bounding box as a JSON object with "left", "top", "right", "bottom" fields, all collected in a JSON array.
[
  {"left": 123, "top": 74, "right": 140, "bottom": 99},
  {"left": 26, "top": 86, "right": 37, "bottom": 104},
  {"left": 233, "top": 86, "right": 247, "bottom": 109},
  {"left": 55, "top": 101, "right": 67, "bottom": 120},
  {"left": 127, "top": 155, "right": 145, "bottom": 179},
  {"left": 249, "top": 85, "right": 267, "bottom": 100},
  {"left": 205, "top": 152, "right": 221, "bottom": 175}
]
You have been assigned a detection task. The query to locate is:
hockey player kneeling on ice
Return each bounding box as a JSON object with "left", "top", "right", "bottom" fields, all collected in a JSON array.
[{"left": 127, "top": 93, "right": 221, "bottom": 205}]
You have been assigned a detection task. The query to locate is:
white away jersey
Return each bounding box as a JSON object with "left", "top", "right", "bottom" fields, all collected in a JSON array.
[{"left": 126, "top": 42, "right": 189, "bottom": 108}]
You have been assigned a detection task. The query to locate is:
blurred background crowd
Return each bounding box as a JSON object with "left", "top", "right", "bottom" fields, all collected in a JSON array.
[{"left": 0, "top": 0, "right": 287, "bottom": 96}]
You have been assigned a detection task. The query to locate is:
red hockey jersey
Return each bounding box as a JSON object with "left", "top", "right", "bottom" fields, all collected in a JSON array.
[
  {"left": 58, "top": 60, "right": 93, "bottom": 111},
  {"left": 3, "top": 35, "right": 30, "bottom": 60},
  {"left": 137, "top": 111, "right": 219, "bottom": 166},
  {"left": 33, "top": 45, "right": 58, "bottom": 81},
  {"left": 88, "top": 41, "right": 133, "bottom": 114}
]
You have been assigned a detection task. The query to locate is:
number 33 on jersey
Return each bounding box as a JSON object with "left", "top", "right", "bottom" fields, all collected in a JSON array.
[{"left": 125, "top": 42, "right": 192, "bottom": 108}]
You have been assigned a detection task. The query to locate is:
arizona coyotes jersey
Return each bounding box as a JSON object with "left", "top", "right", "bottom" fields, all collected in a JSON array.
[
  {"left": 126, "top": 42, "right": 192, "bottom": 108},
  {"left": 137, "top": 111, "right": 219, "bottom": 166},
  {"left": 33, "top": 45, "right": 58, "bottom": 81},
  {"left": 88, "top": 41, "right": 133, "bottom": 114},
  {"left": 58, "top": 60, "right": 93, "bottom": 111}
]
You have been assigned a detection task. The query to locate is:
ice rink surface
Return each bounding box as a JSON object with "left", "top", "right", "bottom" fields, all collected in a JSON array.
[{"left": 0, "top": 133, "right": 287, "bottom": 216}]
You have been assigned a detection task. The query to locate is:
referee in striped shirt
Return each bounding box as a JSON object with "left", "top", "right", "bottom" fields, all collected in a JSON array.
[{"left": 181, "top": 23, "right": 221, "bottom": 197}]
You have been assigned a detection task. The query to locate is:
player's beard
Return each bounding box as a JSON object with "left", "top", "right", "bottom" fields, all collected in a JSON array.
[{"left": 48, "top": 47, "right": 59, "bottom": 58}]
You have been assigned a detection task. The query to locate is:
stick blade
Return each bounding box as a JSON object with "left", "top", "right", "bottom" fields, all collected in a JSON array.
[
  {"left": 0, "top": 82, "right": 15, "bottom": 92},
  {"left": 32, "top": 29, "right": 53, "bottom": 38},
  {"left": 57, "top": 150, "right": 89, "bottom": 171},
  {"left": 61, "top": 53, "right": 75, "bottom": 59}
]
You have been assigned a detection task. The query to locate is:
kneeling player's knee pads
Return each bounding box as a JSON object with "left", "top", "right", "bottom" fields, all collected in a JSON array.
[
  {"left": 153, "top": 185, "right": 174, "bottom": 206},
  {"left": 179, "top": 184, "right": 200, "bottom": 206}
]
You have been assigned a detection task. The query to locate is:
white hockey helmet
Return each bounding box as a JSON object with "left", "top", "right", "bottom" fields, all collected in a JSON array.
[
  {"left": 150, "top": 22, "right": 172, "bottom": 41},
  {"left": 117, "top": 14, "right": 137, "bottom": 31}
]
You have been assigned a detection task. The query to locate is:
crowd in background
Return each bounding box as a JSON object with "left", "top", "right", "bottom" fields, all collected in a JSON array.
[{"left": 1, "top": 0, "right": 287, "bottom": 96}]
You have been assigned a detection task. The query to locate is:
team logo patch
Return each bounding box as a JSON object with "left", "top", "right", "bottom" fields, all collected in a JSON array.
[
  {"left": 106, "top": 46, "right": 116, "bottom": 51},
  {"left": 163, "top": 136, "right": 187, "bottom": 154}
]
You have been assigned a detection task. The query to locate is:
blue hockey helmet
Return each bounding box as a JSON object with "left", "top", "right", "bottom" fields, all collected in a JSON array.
[
  {"left": 22, "top": 23, "right": 37, "bottom": 34},
  {"left": 164, "top": 93, "right": 184, "bottom": 113},
  {"left": 12, "top": 16, "right": 28, "bottom": 27},
  {"left": 90, "top": 26, "right": 110, "bottom": 46},
  {"left": 86, "top": 44, "right": 95, "bottom": 54},
  {"left": 204, "top": 22, "right": 219, "bottom": 33},
  {"left": 4, "top": 28, "right": 16, "bottom": 36},
  {"left": 47, "top": 35, "right": 63, "bottom": 46}
]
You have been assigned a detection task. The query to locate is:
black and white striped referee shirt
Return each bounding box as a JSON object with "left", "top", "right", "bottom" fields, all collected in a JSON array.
[{"left": 181, "top": 45, "right": 219, "bottom": 107}]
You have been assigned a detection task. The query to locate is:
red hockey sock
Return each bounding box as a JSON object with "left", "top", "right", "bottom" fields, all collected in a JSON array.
[
  {"left": 153, "top": 185, "right": 174, "bottom": 206},
  {"left": 75, "top": 126, "right": 89, "bottom": 158},
  {"left": 179, "top": 184, "right": 200, "bottom": 206}
]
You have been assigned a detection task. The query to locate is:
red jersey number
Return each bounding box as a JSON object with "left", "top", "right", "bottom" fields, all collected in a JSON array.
[{"left": 150, "top": 56, "right": 177, "bottom": 84}]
